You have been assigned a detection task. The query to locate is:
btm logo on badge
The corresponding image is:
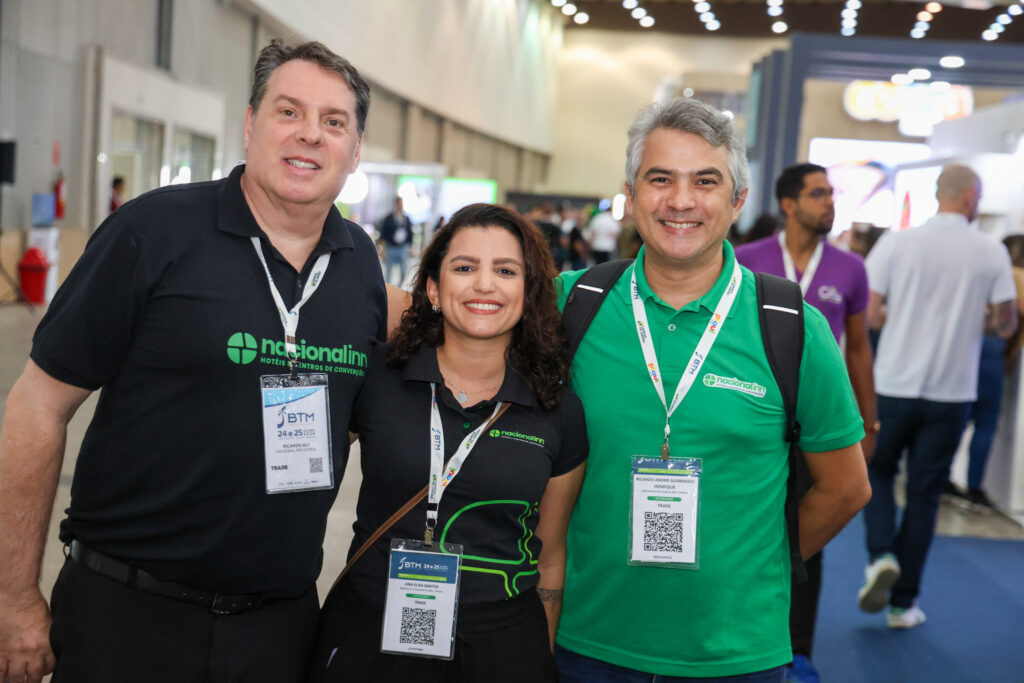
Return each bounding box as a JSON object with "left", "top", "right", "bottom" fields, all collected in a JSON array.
[{"left": 276, "top": 405, "right": 315, "bottom": 429}]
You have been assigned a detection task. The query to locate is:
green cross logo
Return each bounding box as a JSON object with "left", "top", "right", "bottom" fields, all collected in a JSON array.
[
  {"left": 703, "top": 373, "right": 717, "bottom": 387},
  {"left": 226, "top": 332, "right": 258, "bottom": 364},
  {"left": 489, "top": 429, "right": 501, "bottom": 438}
]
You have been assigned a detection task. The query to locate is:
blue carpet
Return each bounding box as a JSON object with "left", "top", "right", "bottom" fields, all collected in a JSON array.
[{"left": 814, "top": 512, "right": 1024, "bottom": 683}]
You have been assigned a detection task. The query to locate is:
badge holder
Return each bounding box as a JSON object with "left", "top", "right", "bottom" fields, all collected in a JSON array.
[
  {"left": 627, "top": 456, "right": 701, "bottom": 570},
  {"left": 381, "top": 538, "right": 463, "bottom": 660},
  {"left": 260, "top": 372, "right": 333, "bottom": 494}
]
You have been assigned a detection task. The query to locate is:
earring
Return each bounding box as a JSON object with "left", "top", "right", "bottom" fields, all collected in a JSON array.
[{"left": 432, "top": 304, "right": 440, "bottom": 313}]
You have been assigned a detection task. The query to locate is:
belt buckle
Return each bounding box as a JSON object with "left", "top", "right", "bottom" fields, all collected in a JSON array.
[{"left": 209, "top": 593, "right": 261, "bottom": 615}]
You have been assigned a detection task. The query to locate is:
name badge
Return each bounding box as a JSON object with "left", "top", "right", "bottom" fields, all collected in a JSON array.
[
  {"left": 381, "top": 539, "right": 463, "bottom": 660},
  {"left": 260, "top": 373, "right": 333, "bottom": 494},
  {"left": 628, "top": 456, "right": 701, "bottom": 569}
]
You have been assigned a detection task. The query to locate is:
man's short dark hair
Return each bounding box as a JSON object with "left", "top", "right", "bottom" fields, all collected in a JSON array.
[
  {"left": 775, "top": 163, "right": 827, "bottom": 207},
  {"left": 112, "top": 176, "right": 124, "bottom": 188},
  {"left": 249, "top": 39, "right": 371, "bottom": 137}
]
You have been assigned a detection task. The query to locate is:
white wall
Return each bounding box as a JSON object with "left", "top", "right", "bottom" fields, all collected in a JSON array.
[
  {"left": 242, "top": 0, "right": 562, "bottom": 154},
  {"left": 548, "top": 29, "right": 784, "bottom": 198}
]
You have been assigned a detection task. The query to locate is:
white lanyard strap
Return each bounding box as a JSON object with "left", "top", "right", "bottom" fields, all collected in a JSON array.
[
  {"left": 630, "top": 258, "right": 742, "bottom": 458},
  {"left": 778, "top": 231, "right": 823, "bottom": 296},
  {"left": 250, "top": 237, "right": 331, "bottom": 360},
  {"left": 426, "top": 384, "right": 503, "bottom": 542}
]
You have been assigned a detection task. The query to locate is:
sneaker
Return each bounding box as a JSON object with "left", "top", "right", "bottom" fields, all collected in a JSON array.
[
  {"left": 887, "top": 602, "right": 926, "bottom": 629},
  {"left": 965, "top": 488, "right": 994, "bottom": 512},
  {"left": 942, "top": 480, "right": 967, "bottom": 506},
  {"left": 785, "top": 654, "right": 821, "bottom": 683},
  {"left": 858, "top": 553, "right": 901, "bottom": 613}
]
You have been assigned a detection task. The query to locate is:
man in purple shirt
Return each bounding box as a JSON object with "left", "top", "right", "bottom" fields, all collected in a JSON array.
[{"left": 736, "top": 163, "right": 876, "bottom": 683}]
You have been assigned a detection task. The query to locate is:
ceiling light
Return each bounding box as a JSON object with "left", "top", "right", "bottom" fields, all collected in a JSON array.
[
  {"left": 997, "top": 14, "right": 1012, "bottom": 24},
  {"left": 910, "top": 28, "right": 926, "bottom": 38},
  {"left": 939, "top": 55, "right": 965, "bottom": 68},
  {"left": 843, "top": 18, "right": 858, "bottom": 28},
  {"left": 772, "top": 20, "right": 788, "bottom": 32},
  {"left": 767, "top": 0, "right": 783, "bottom": 5},
  {"left": 552, "top": 0, "right": 567, "bottom": 6},
  {"left": 908, "top": 67, "right": 931, "bottom": 80},
  {"left": 562, "top": 4, "right": 577, "bottom": 15},
  {"left": 929, "top": 80, "right": 952, "bottom": 91},
  {"left": 915, "top": 21, "right": 930, "bottom": 30},
  {"left": 695, "top": 2, "right": 711, "bottom": 13},
  {"left": 700, "top": 12, "right": 715, "bottom": 22},
  {"left": 574, "top": 11, "right": 589, "bottom": 24},
  {"left": 631, "top": 7, "right": 647, "bottom": 18},
  {"left": 683, "top": 88, "right": 695, "bottom": 97},
  {"left": 705, "top": 19, "right": 720, "bottom": 30},
  {"left": 1010, "top": 4, "right": 1024, "bottom": 15},
  {"left": 841, "top": 26, "right": 856, "bottom": 36},
  {"left": 917, "top": 11, "right": 933, "bottom": 21},
  {"left": 982, "top": 29, "right": 998, "bottom": 40},
  {"left": 842, "top": 8, "right": 857, "bottom": 19},
  {"left": 722, "top": 110, "right": 735, "bottom": 119},
  {"left": 990, "top": 22, "right": 1005, "bottom": 32},
  {"left": 846, "top": 0, "right": 862, "bottom": 8},
  {"left": 768, "top": 6, "right": 783, "bottom": 15},
  {"left": 925, "top": 1, "right": 942, "bottom": 11},
  {"left": 891, "top": 73, "right": 913, "bottom": 85},
  {"left": 640, "top": 15, "right": 656, "bottom": 27},
  {"left": 623, "top": 0, "right": 639, "bottom": 8}
]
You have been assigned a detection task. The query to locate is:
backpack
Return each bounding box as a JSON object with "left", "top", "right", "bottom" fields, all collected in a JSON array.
[{"left": 561, "top": 259, "right": 810, "bottom": 582}]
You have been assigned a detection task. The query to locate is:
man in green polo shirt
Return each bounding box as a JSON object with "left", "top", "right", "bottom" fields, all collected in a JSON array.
[{"left": 553, "top": 98, "right": 870, "bottom": 681}]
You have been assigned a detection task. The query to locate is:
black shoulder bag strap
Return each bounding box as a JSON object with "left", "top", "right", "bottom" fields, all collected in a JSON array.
[
  {"left": 562, "top": 259, "right": 634, "bottom": 362},
  {"left": 755, "top": 271, "right": 809, "bottom": 583}
]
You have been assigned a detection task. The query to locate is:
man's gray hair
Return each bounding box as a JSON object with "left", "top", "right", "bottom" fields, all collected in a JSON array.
[
  {"left": 625, "top": 98, "right": 749, "bottom": 203},
  {"left": 249, "top": 39, "right": 371, "bottom": 137},
  {"left": 935, "top": 163, "right": 980, "bottom": 200}
]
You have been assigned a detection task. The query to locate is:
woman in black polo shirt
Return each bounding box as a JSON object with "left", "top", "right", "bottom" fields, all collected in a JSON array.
[{"left": 309, "top": 204, "right": 587, "bottom": 683}]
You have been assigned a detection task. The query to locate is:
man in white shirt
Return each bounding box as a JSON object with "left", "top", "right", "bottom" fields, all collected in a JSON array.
[{"left": 860, "top": 164, "right": 1017, "bottom": 629}]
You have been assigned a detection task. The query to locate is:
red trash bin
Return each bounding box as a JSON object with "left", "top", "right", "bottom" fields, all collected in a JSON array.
[{"left": 18, "top": 247, "right": 49, "bottom": 305}]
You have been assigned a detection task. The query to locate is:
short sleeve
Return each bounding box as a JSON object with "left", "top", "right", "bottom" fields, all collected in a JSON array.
[
  {"left": 555, "top": 270, "right": 587, "bottom": 311},
  {"left": 795, "top": 304, "right": 865, "bottom": 453},
  {"left": 864, "top": 231, "right": 894, "bottom": 296},
  {"left": 848, "top": 256, "right": 870, "bottom": 316},
  {"left": 30, "top": 213, "right": 150, "bottom": 389},
  {"left": 552, "top": 388, "right": 588, "bottom": 476}
]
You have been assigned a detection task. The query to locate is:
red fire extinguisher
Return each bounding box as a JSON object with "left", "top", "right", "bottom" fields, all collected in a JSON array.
[{"left": 54, "top": 170, "right": 66, "bottom": 220}]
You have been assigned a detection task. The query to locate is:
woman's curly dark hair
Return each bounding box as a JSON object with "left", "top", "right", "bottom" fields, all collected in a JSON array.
[{"left": 388, "top": 203, "right": 569, "bottom": 410}]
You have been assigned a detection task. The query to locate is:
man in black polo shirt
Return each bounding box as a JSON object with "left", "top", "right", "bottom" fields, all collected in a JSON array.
[{"left": 0, "top": 40, "right": 385, "bottom": 682}]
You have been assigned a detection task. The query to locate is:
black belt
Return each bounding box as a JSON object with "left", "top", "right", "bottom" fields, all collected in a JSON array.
[{"left": 68, "top": 540, "right": 270, "bottom": 615}]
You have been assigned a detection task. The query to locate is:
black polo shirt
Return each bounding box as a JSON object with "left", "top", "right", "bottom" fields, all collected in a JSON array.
[
  {"left": 345, "top": 344, "right": 588, "bottom": 606},
  {"left": 31, "top": 164, "right": 385, "bottom": 597}
]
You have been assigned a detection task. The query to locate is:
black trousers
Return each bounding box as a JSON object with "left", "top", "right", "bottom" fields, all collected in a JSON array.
[
  {"left": 308, "top": 580, "right": 557, "bottom": 683},
  {"left": 789, "top": 549, "right": 823, "bottom": 658},
  {"left": 49, "top": 555, "right": 319, "bottom": 683}
]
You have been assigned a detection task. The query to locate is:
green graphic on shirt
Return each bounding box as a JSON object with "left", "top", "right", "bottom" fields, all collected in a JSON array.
[
  {"left": 226, "top": 332, "right": 258, "bottom": 364},
  {"left": 439, "top": 499, "right": 540, "bottom": 598}
]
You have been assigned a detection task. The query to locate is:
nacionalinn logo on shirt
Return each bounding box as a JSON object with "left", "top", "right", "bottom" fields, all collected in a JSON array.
[
  {"left": 225, "top": 331, "right": 367, "bottom": 376},
  {"left": 489, "top": 428, "right": 546, "bottom": 447},
  {"left": 702, "top": 373, "right": 766, "bottom": 398}
]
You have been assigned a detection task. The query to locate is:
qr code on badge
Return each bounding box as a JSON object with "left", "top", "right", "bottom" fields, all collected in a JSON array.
[
  {"left": 400, "top": 607, "right": 436, "bottom": 645},
  {"left": 309, "top": 457, "right": 323, "bottom": 473},
  {"left": 643, "top": 511, "right": 684, "bottom": 552}
]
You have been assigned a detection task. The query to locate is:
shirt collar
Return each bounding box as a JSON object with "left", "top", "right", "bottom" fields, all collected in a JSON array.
[
  {"left": 621, "top": 241, "right": 740, "bottom": 318},
  {"left": 401, "top": 346, "right": 538, "bottom": 409},
  {"left": 216, "top": 163, "right": 354, "bottom": 252},
  {"left": 932, "top": 212, "right": 974, "bottom": 230}
]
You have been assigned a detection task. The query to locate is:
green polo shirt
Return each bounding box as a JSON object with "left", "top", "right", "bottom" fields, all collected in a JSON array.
[{"left": 555, "top": 242, "right": 863, "bottom": 677}]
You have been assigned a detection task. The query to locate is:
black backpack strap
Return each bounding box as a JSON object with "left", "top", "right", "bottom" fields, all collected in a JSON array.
[
  {"left": 755, "top": 271, "right": 809, "bottom": 583},
  {"left": 562, "top": 259, "right": 634, "bottom": 363}
]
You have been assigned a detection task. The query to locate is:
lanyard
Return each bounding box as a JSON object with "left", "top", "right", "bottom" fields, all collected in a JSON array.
[
  {"left": 426, "top": 384, "right": 503, "bottom": 544},
  {"left": 778, "top": 231, "right": 823, "bottom": 296},
  {"left": 630, "top": 258, "right": 741, "bottom": 459},
  {"left": 250, "top": 237, "right": 330, "bottom": 370}
]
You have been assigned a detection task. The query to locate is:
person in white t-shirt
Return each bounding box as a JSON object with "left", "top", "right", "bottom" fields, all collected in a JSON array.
[
  {"left": 584, "top": 210, "right": 621, "bottom": 264},
  {"left": 860, "top": 164, "right": 1017, "bottom": 629}
]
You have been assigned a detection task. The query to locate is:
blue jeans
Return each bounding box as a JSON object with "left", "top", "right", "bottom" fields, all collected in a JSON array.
[
  {"left": 967, "top": 336, "right": 1006, "bottom": 489},
  {"left": 555, "top": 645, "right": 785, "bottom": 683},
  {"left": 864, "top": 395, "right": 971, "bottom": 608},
  {"left": 384, "top": 244, "right": 409, "bottom": 286}
]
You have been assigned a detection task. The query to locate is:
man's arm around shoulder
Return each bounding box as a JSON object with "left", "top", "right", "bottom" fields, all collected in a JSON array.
[
  {"left": 0, "top": 360, "right": 92, "bottom": 682},
  {"left": 799, "top": 443, "right": 871, "bottom": 559}
]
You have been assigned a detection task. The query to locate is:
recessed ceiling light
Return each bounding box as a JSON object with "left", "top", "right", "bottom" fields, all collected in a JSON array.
[
  {"left": 925, "top": 1, "right": 942, "bottom": 12},
  {"left": 990, "top": 22, "right": 1005, "bottom": 32},
  {"left": 1009, "top": 4, "right": 1023, "bottom": 16},
  {"left": 622, "top": 0, "right": 639, "bottom": 8},
  {"left": 574, "top": 11, "right": 589, "bottom": 24},
  {"left": 705, "top": 19, "right": 720, "bottom": 30},
  {"left": 910, "top": 29, "right": 926, "bottom": 38},
  {"left": 767, "top": 0, "right": 784, "bottom": 6},
  {"left": 562, "top": 3, "right": 577, "bottom": 15},
  {"left": 841, "top": 26, "right": 856, "bottom": 36},
  {"left": 846, "top": 0, "right": 862, "bottom": 9},
  {"left": 640, "top": 15, "right": 655, "bottom": 27},
  {"left": 768, "top": 6, "right": 783, "bottom": 16},
  {"left": 929, "top": 81, "right": 952, "bottom": 91},
  {"left": 915, "top": 21, "right": 930, "bottom": 30},
  {"left": 843, "top": 18, "right": 858, "bottom": 28},
  {"left": 552, "top": 0, "right": 567, "bottom": 7},
  {"left": 891, "top": 73, "right": 913, "bottom": 85},
  {"left": 917, "top": 10, "right": 933, "bottom": 21},
  {"left": 939, "top": 55, "right": 965, "bottom": 68},
  {"left": 997, "top": 14, "right": 1012, "bottom": 24},
  {"left": 908, "top": 67, "right": 931, "bottom": 80},
  {"left": 683, "top": 88, "right": 695, "bottom": 97},
  {"left": 695, "top": 2, "right": 711, "bottom": 13},
  {"left": 631, "top": 7, "right": 647, "bottom": 18},
  {"left": 842, "top": 9, "right": 857, "bottom": 19},
  {"left": 700, "top": 11, "right": 715, "bottom": 22},
  {"left": 982, "top": 29, "right": 998, "bottom": 40},
  {"left": 772, "top": 20, "right": 788, "bottom": 32}
]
